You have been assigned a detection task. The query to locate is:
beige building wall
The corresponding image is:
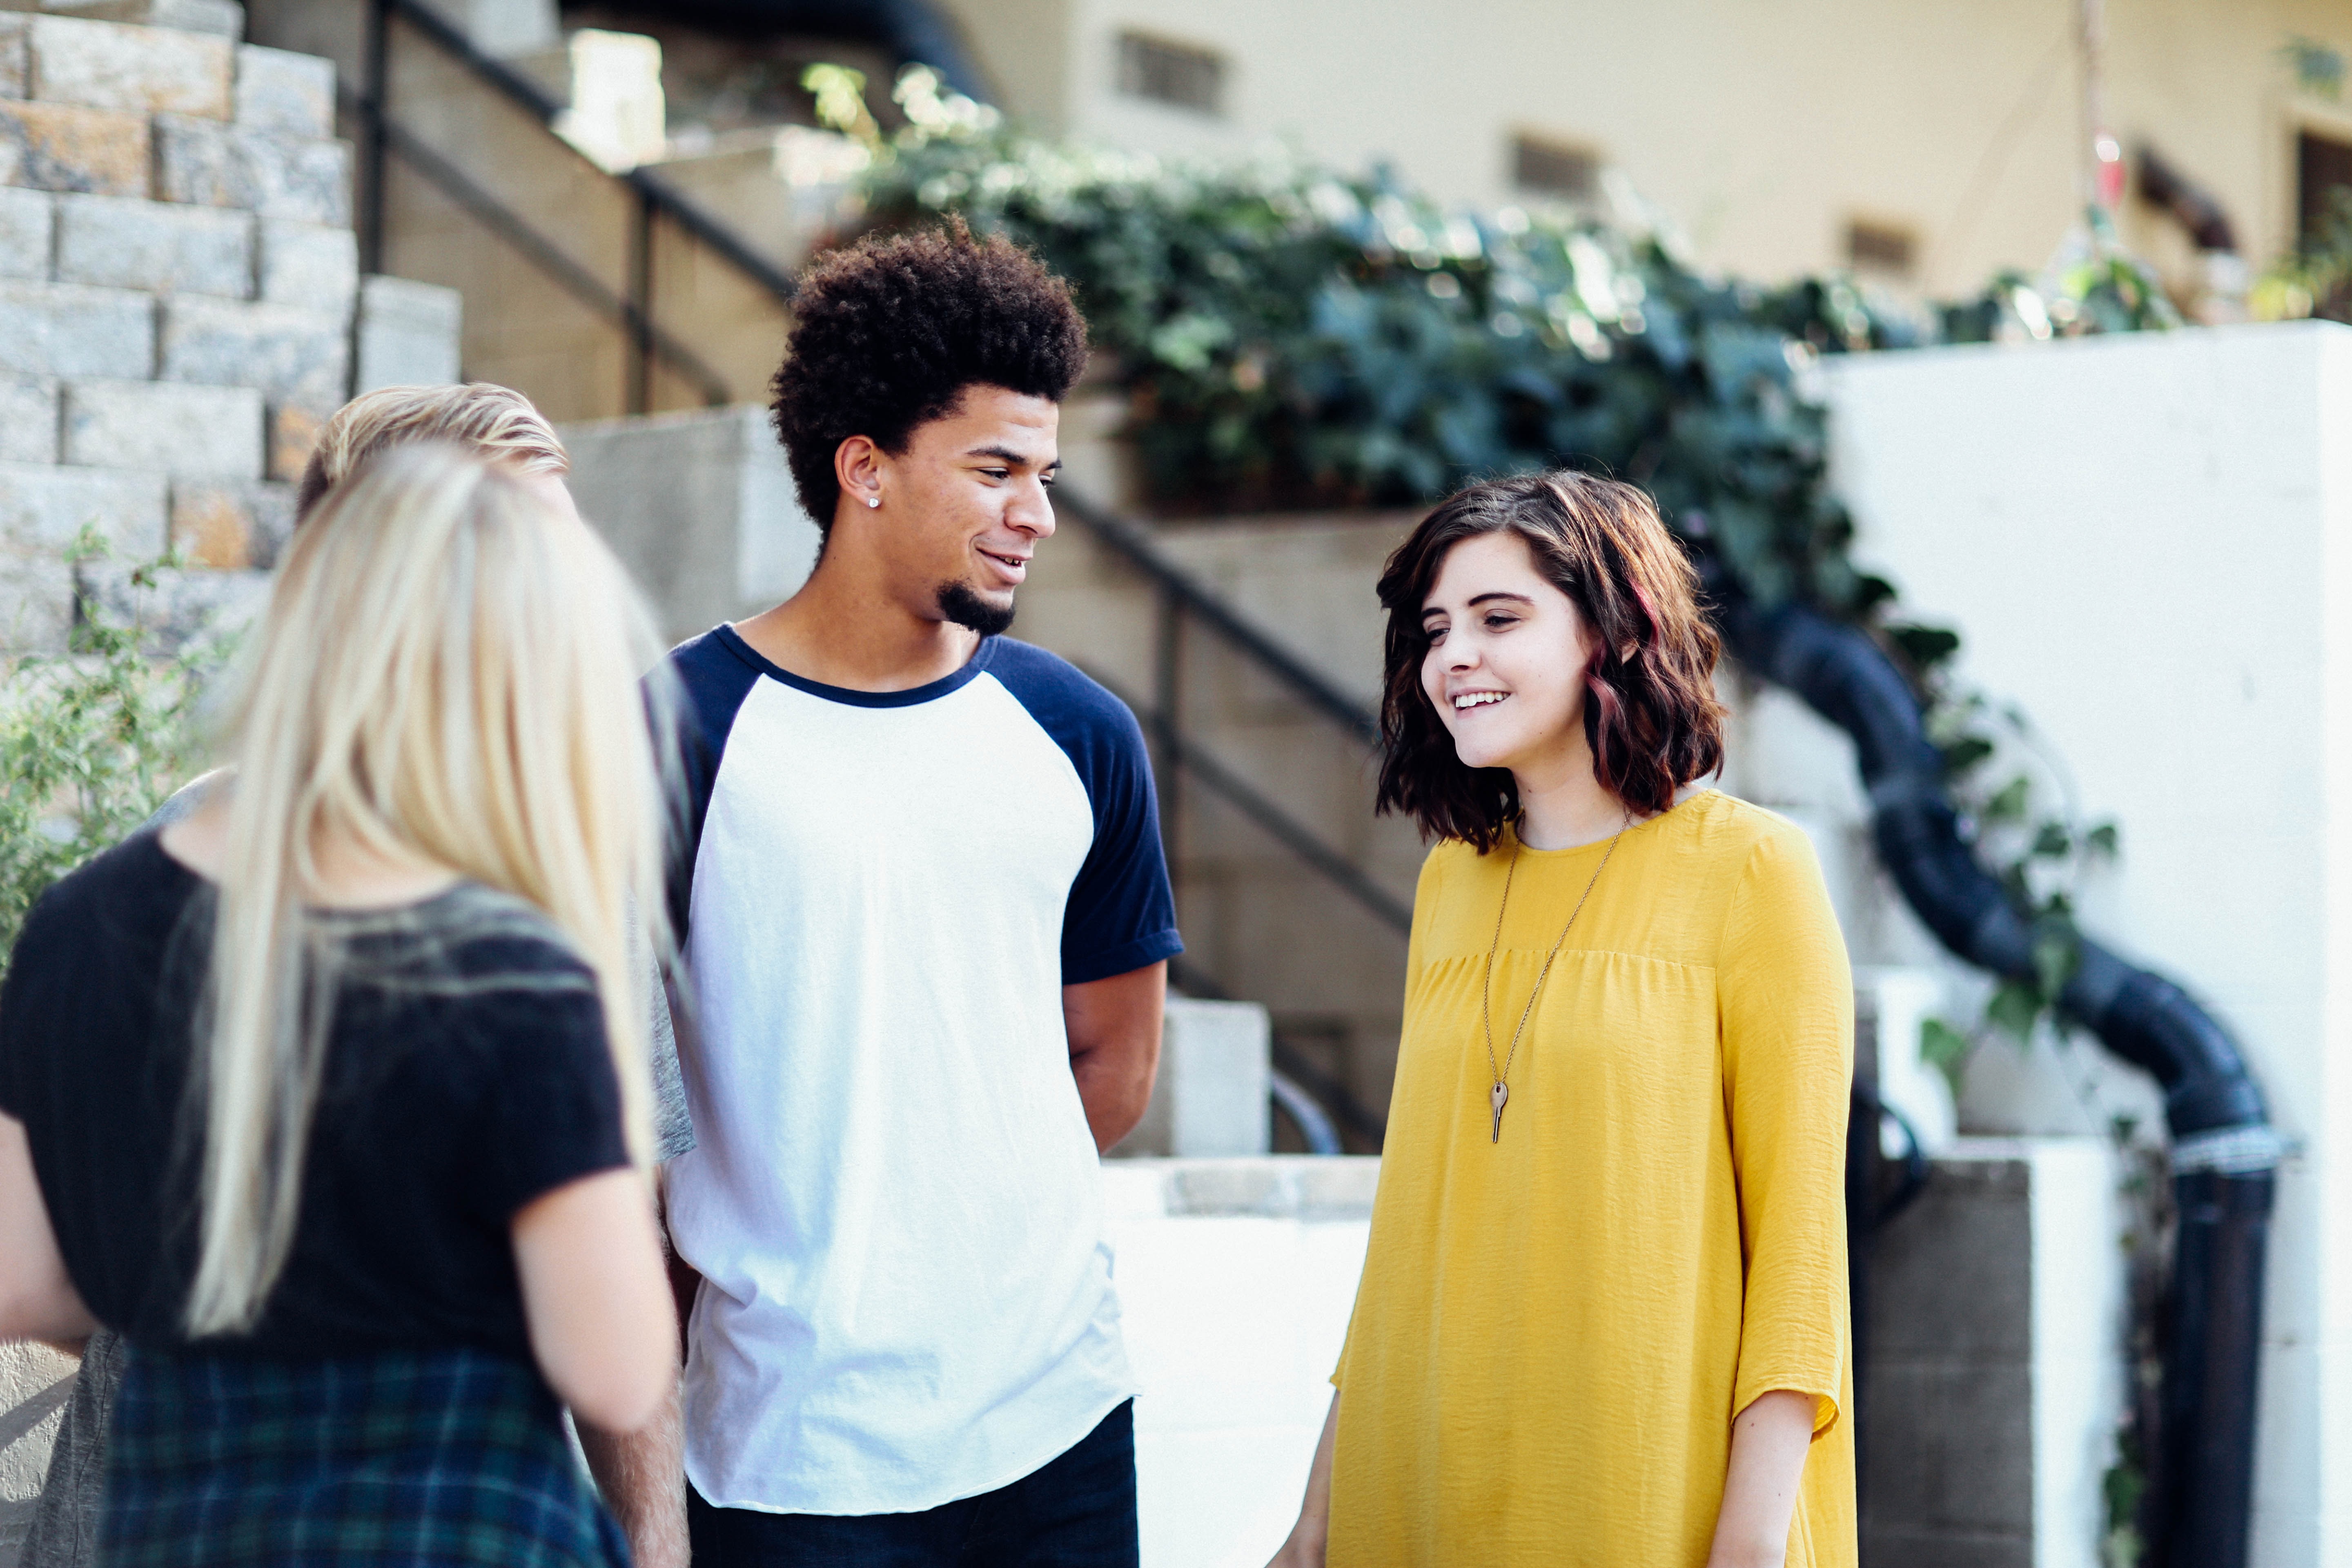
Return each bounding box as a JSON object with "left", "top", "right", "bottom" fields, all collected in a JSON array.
[{"left": 938, "top": 0, "right": 2352, "bottom": 301}]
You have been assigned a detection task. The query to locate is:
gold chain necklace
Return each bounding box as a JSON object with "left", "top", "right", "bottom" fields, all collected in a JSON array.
[{"left": 1479, "top": 813, "right": 1630, "bottom": 1143}]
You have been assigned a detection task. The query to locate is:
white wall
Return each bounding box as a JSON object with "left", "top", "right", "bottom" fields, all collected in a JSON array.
[
  {"left": 1104, "top": 1159, "right": 1374, "bottom": 1568},
  {"left": 1820, "top": 320, "right": 2352, "bottom": 1568}
]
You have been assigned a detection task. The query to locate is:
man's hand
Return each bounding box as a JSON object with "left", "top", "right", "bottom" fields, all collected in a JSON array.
[{"left": 1064, "top": 961, "right": 1166, "bottom": 1152}]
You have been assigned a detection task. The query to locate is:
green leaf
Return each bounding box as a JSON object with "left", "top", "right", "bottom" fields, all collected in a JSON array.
[
  {"left": 1983, "top": 775, "right": 2031, "bottom": 824},
  {"left": 2085, "top": 822, "right": 2120, "bottom": 858},
  {"left": 2032, "top": 923, "right": 2080, "bottom": 1001},
  {"left": 1919, "top": 1016, "right": 1974, "bottom": 1098},
  {"left": 1987, "top": 980, "right": 2042, "bottom": 1044}
]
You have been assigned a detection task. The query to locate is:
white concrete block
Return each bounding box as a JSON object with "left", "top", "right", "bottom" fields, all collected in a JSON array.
[
  {"left": 234, "top": 45, "right": 333, "bottom": 137},
  {"left": 559, "top": 403, "right": 820, "bottom": 643},
  {"left": 256, "top": 219, "right": 355, "bottom": 314},
  {"left": 54, "top": 192, "right": 251, "bottom": 297},
  {"left": 0, "top": 458, "right": 162, "bottom": 555},
  {"left": 153, "top": 114, "right": 351, "bottom": 226},
  {"left": 26, "top": 14, "right": 233, "bottom": 119},
  {"left": 61, "top": 378, "right": 262, "bottom": 479},
  {"left": 40, "top": 0, "right": 243, "bottom": 39},
  {"left": 159, "top": 295, "right": 347, "bottom": 405},
  {"left": 1114, "top": 998, "right": 1272, "bottom": 1158},
  {"left": 0, "top": 374, "right": 56, "bottom": 462},
  {"left": 352, "top": 272, "right": 459, "bottom": 391},
  {"left": 0, "top": 186, "right": 51, "bottom": 280},
  {"left": 1857, "top": 965, "right": 1956, "bottom": 1154},
  {"left": 0, "top": 278, "right": 149, "bottom": 379}
]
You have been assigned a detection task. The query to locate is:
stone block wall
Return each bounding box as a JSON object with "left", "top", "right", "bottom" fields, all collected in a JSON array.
[{"left": 0, "top": 2, "right": 455, "bottom": 646}]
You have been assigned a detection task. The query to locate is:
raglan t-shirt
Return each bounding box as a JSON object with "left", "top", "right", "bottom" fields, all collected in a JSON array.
[{"left": 661, "top": 626, "right": 1183, "bottom": 1516}]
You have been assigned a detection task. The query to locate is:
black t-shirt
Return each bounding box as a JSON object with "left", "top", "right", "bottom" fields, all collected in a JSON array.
[{"left": 0, "top": 832, "right": 631, "bottom": 1360}]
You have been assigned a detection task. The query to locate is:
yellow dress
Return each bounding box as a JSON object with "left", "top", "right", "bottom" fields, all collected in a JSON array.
[{"left": 1328, "top": 790, "right": 1855, "bottom": 1568}]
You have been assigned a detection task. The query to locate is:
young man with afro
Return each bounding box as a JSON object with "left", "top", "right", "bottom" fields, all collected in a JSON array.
[{"left": 647, "top": 223, "right": 1181, "bottom": 1565}]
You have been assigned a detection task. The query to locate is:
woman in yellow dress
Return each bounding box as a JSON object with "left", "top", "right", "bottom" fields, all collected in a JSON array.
[{"left": 1268, "top": 472, "right": 1855, "bottom": 1568}]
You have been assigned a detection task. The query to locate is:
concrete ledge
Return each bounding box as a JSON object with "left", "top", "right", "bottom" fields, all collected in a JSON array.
[{"left": 1105, "top": 1156, "right": 1380, "bottom": 1221}]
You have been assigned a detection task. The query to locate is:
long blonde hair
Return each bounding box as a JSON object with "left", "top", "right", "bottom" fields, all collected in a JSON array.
[{"left": 185, "top": 445, "right": 669, "bottom": 1338}]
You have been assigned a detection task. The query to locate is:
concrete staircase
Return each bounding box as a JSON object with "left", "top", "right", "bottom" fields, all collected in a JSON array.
[{"left": 242, "top": 0, "right": 835, "bottom": 424}]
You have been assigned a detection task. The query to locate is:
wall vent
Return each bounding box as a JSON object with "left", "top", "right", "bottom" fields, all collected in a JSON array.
[
  {"left": 1116, "top": 31, "right": 1225, "bottom": 114},
  {"left": 1511, "top": 134, "right": 1601, "bottom": 201}
]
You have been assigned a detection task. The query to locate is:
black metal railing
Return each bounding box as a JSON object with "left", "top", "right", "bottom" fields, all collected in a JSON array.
[{"left": 355, "top": 0, "right": 797, "bottom": 414}]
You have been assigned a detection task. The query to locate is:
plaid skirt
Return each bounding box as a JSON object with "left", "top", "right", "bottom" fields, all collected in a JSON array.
[{"left": 102, "top": 1344, "right": 630, "bottom": 1568}]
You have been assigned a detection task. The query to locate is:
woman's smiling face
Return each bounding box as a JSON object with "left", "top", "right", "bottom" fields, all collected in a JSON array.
[{"left": 1418, "top": 530, "right": 1599, "bottom": 777}]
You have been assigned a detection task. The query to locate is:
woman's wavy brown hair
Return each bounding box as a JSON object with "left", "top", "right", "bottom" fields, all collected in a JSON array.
[{"left": 1374, "top": 471, "right": 1726, "bottom": 850}]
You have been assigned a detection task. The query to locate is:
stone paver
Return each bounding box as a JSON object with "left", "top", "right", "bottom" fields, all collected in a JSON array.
[
  {"left": 0, "top": 185, "right": 51, "bottom": 278},
  {"left": 0, "top": 278, "right": 152, "bottom": 377},
  {"left": 0, "top": 458, "right": 165, "bottom": 551},
  {"left": 0, "top": 374, "right": 58, "bottom": 462},
  {"left": 153, "top": 113, "right": 350, "bottom": 225},
  {"left": 256, "top": 218, "right": 354, "bottom": 314},
  {"left": 55, "top": 190, "right": 251, "bottom": 296},
  {"left": 355, "top": 275, "right": 463, "bottom": 390},
  {"left": 169, "top": 476, "right": 293, "bottom": 569},
  {"left": 0, "top": 98, "right": 150, "bottom": 196},
  {"left": 41, "top": 0, "right": 242, "bottom": 39},
  {"left": 234, "top": 44, "right": 331, "bottom": 137},
  {"left": 27, "top": 14, "right": 232, "bottom": 119},
  {"left": 61, "top": 376, "right": 263, "bottom": 478},
  {"left": 0, "top": 15, "right": 27, "bottom": 99},
  {"left": 159, "top": 295, "right": 348, "bottom": 405}
]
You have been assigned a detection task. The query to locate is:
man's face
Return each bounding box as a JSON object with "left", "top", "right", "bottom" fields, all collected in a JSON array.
[{"left": 864, "top": 385, "right": 1060, "bottom": 636}]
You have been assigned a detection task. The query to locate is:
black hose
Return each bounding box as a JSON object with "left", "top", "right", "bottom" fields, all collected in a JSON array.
[{"left": 1714, "top": 577, "right": 2278, "bottom": 1568}]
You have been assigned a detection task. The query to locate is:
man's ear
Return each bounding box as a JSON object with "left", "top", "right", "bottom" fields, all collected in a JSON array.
[{"left": 835, "top": 434, "right": 885, "bottom": 508}]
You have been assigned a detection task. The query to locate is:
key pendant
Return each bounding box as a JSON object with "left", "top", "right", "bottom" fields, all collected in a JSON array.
[{"left": 1490, "top": 1080, "right": 1509, "bottom": 1143}]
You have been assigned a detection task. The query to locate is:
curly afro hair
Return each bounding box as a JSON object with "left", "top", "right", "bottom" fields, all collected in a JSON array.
[{"left": 770, "top": 220, "right": 1088, "bottom": 536}]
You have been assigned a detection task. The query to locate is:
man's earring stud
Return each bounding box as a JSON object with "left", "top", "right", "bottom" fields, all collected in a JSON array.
[{"left": 866, "top": 494, "right": 881, "bottom": 509}]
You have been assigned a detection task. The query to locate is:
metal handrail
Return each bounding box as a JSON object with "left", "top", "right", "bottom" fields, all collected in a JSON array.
[
  {"left": 364, "top": 111, "right": 735, "bottom": 405},
  {"left": 379, "top": 0, "right": 800, "bottom": 307},
  {"left": 1087, "top": 666, "right": 1410, "bottom": 935},
  {"left": 1057, "top": 490, "right": 1384, "bottom": 747}
]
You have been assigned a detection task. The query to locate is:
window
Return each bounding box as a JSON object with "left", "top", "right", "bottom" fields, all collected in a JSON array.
[
  {"left": 2298, "top": 130, "right": 2352, "bottom": 242},
  {"left": 1511, "top": 134, "right": 1600, "bottom": 202},
  {"left": 1845, "top": 219, "right": 1917, "bottom": 277},
  {"left": 1116, "top": 31, "right": 1224, "bottom": 114}
]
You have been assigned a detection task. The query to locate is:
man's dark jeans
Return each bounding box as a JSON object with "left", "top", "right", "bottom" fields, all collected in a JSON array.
[{"left": 686, "top": 1400, "right": 1139, "bottom": 1568}]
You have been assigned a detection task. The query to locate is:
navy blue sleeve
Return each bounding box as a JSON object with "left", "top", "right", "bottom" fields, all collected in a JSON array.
[
  {"left": 986, "top": 640, "right": 1184, "bottom": 985},
  {"left": 655, "top": 628, "right": 764, "bottom": 944}
]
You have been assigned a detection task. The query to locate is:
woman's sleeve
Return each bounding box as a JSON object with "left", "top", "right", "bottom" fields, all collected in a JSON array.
[
  {"left": 1718, "top": 824, "right": 1853, "bottom": 1434},
  {"left": 470, "top": 980, "right": 634, "bottom": 1224}
]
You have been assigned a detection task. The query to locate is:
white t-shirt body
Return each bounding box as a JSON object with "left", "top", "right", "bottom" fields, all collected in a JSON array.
[{"left": 662, "top": 627, "right": 1182, "bottom": 1516}]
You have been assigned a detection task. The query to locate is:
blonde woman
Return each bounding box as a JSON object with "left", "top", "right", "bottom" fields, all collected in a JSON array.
[
  {"left": 20, "top": 380, "right": 694, "bottom": 1568},
  {"left": 0, "top": 448, "right": 678, "bottom": 1566}
]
